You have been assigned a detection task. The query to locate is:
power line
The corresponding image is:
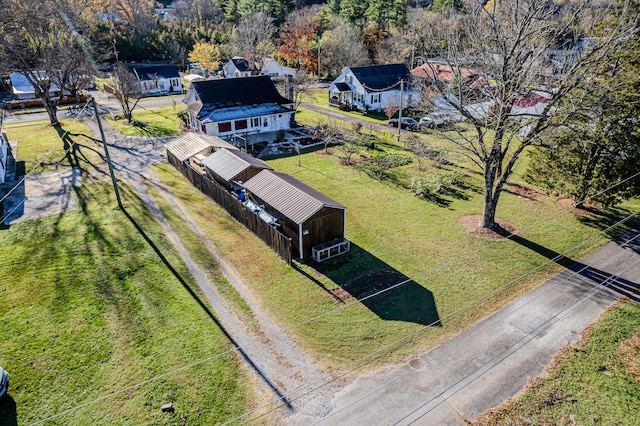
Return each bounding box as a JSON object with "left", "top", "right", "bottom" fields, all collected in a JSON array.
[
  {"left": 25, "top": 171, "right": 640, "bottom": 425},
  {"left": 314, "top": 229, "right": 640, "bottom": 425},
  {"left": 222, "top": 209, "right": 640, "bottom": 424}
]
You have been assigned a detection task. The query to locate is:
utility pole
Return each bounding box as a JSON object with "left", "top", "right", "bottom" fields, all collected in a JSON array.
[
  {"left": 317, "top": 37, "right": 321, "bottom": 81},
  {"left": 91, "top": 97, "right": 123, "bottom": 209},
  {"left": 397, "top": 79, "right": 404, "bottom": 139}
]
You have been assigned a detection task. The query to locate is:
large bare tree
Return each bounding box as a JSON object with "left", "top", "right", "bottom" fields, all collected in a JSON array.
[
  {"left": 111, "top": 63, "right": 142, "bottom": 124},
  {"left": 228, "top": 11, "right": 277, "bottom": 72},
  {"left": 0, "top": 0, "right": 94, "bottom": 126},
  {"left": 319, "top": 16, "right": 370, "bottom": 77},
  {"left": 411, "top": 0, "right": 639, "bottom": 230}
]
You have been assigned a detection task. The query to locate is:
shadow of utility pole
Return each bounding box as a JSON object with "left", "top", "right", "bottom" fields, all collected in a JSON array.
[{"left": 121, "top": 206, "right": 293, "bottom": 409}]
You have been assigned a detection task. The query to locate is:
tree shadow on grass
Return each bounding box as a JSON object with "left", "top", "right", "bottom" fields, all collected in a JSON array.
[
  {"left": 0, "top": 395, "right": 17, "bottom": 426},
  {"left": 302, "top": 243, "right": 441, "bottom": 326},
  {"left": 503, "top": 227, "right": 640, "bottom": 302},
  {"left": 120, "top": 203, "right": 293, "bottom": 409}
]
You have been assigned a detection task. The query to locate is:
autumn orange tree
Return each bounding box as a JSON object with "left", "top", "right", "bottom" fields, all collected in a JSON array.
[{"left": 278, "top": 7, "right": 320, "bottom": 71}]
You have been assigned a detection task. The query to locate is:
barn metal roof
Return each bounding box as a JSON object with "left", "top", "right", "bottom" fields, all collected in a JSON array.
[
  {"left": 165, "top": 133, "right": 235, "bottom": 162},
  {"left": 201, "top": 149, "right": 272, "bottom": 183},
  {"left": 244, "top": 170, "right": 346, "bottom": 225}
]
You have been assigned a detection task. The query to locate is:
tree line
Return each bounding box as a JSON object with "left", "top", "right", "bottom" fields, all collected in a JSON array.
[{"left": 1, "top": 0, "right": 639, "bottom": 230}]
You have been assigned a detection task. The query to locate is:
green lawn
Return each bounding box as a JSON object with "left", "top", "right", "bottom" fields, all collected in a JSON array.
[
  {"left": 0, "top": 180, "right": 251, "bottom": 422},
  {"left": 5, "top": 120, "right": 104, "bottom": 175},
  {"left": 304, "top": 89, "right": 391, "bottom": 124},
  {"left": 476, "top": 300, "right": 640, "bottom": 425},
  {"left": 151, "top": 139, "right": 640, "bottom": 368},
  {"left": 106, "top": 107, "right": 182, "bottom": 137}
]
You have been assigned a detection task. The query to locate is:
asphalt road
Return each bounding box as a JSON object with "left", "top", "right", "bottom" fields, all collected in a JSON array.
[
  {"left": 1, "top": 91, "right": 185, "bottom": 125},
  {"left": 285, "top": 229, "right": 640, "bottom": 425}
]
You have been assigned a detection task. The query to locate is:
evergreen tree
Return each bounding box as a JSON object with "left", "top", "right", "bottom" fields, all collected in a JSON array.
[{"left": 430, "top": 0, "right": 465, "bottom": 13}]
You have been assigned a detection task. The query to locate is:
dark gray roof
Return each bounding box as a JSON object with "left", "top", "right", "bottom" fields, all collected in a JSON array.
[
  {"left": 350, "top": 63, "right": 410, "bottom": 91},
  {"left": 191, "top": 76, "right": 292, "bottom": 110},
  {"left": 132, "top": 64, "right": 180, "bottom": 81},
  {"left": 244, "top": 170, "right": 345, "bottom": 224},
  {"left": 334, "top": 82, "right": 351, "bottom": 92},
  {"left": 165, "top": 133, "right": 235, "bottom": 162},
  {"left": 201, "top": 149, "right": 272, "bottom": 182},
  {"left": 231, "top": 57, "right": 251, "bottom": 72}
]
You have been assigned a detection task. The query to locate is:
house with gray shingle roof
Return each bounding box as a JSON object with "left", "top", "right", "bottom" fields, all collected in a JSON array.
[{"left": 328, "top": 63, "right": 418, "bottom": 113}]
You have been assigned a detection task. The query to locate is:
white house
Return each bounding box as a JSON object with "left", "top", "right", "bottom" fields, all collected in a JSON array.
[
  {"left": 328, "top": 64, "right": 418, "bottom": 113},
  {"left": 223, "top": 57, "right": 253, "bottom": 78},
  {"left": 260, "top": 58, "right": 296, "bottom": 81},
  {"left": 0, "top": 124, "right": 8, "bottom": 184},
  {"left": 9, "top": 72, "right": 62, "bottom": 100},
  {"left": 130, "top": 64, "right": 182, "bottom": 96},
  {"left": 183, "top": 75, "right": 295, "bottom": 140}
]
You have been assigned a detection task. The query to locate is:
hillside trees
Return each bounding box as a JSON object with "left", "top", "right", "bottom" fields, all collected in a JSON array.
[
  {"left": 320, "top": 17, "right": 369, "bottom": 76},
  {"left": 526, "top": 2, "right": 640, "bottom": 206},
  {"left": 0, "top": 0, "right": 94, "bottom": 126},
  {"left": 411, "top": 0, "right": 639, "bottom": 230},
  {"left": 278, "top": 6, "right": 320, "bottom": 70},
  {"left": 228, "top": 11, "right": 277, "bottom": 72}
]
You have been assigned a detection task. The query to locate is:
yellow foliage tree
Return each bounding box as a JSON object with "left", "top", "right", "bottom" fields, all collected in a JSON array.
[{"left": 188, "top": 42, "right": 221, "bottom": 74}]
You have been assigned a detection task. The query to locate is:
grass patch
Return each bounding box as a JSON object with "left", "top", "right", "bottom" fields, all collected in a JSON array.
[
  {"left": 106, "top": 107, "right": 182, "bottom": 137},
  {"left": 0, "top": 140, "right": 250, "bottom": 424},
  {"left": 151, "top": 150, "right": 640, "bottom": 369},
  {"left": 4, "top": 120, "right": 104, "bottom": 174},
  {"left": 475, "top": 300, "right": 640, "bottom": 425},
  {"left": 146, "top": 182, "right": 257, "bottom": 331}
]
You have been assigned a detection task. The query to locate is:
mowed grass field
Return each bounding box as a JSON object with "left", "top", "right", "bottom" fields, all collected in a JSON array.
[
  {"left": 152, "top": 127, "right": 640, "bottom": 369},
  {"left": 0, "top": 124, "right": 251, "bottom": 424},
  {"left": 476, "top": 300, "right": 640, "bottom": 425}
]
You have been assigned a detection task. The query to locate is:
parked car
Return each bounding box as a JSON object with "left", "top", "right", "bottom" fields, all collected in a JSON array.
[
  {"left": 388, "top": 117, "right": 420, "bottom": 131},
  {"left": 0, "top": 366, "right": 8, "bottom": 397},
  {"left": 420, "top": 111, "right": 467, "bottom": 129}
]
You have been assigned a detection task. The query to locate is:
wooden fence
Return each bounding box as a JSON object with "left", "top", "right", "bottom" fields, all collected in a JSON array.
[{"left": 168, "top": 154, "right": 292, "bottom": 265}]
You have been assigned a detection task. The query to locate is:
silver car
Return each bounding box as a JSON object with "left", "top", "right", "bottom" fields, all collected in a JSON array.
[{"left": 0, "top": 366, "right": 8, "bottom": 397}]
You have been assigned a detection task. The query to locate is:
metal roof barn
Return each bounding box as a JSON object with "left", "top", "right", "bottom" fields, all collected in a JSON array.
[
  {"left": 201, "top": 148, "right": 272, "bottom": 189},
  {"left": 244, "top": 170, "right": 347, "bottom": 260}
]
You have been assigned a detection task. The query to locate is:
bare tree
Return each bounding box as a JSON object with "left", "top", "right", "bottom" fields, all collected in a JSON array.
[
  {"left": 228, "top": 11, "right": 277, "bottom": 72},
  {"left": 412, "top": 0, "right": 639, "bottom": 230},
  {"left": 111, "top": 63, "right": 142, "bottom": 124},
  {"left": 0, "top": 0, "right": 94, "bottom": 126},
  {"left": 288, "top": 68, "right": 314, "bottom": 110},
  {"left": 320, "top": 16, "right": 370, "bottom": 77}
]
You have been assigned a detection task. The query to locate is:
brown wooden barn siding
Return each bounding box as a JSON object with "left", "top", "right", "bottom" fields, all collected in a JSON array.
[
  {"left": 301, "top": 207, "right": 345, "bottom": 259},
  {"left": 168, "top": 154, "right": 292, "bottom": 264}
]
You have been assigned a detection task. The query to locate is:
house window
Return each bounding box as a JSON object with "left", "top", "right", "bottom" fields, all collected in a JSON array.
[
  {"left": 346, "top": 75, "right": 352, "bottom": 84},
  {"left": 235, "top": 119, "right": 248, "bottom": 130},
  {"left": 263, "top": 119, "right": 268, "bottom": 127},
  {"left": 251, "top": 117, "right": 261, "bottom": 127},
  {"left": 371, "top": 93, "right": 380, "bottom": 103},
  {"left": 218, "top": 122, "right": 231, "bottom": 132}
]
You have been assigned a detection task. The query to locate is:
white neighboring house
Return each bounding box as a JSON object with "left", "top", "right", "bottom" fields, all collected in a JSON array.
[
  {"left": 328, "top": 63, "right": 418, "bottom": 113},
  {"left": 129, "top": 64, "right": 182, "bottom": 96},
  {"left": 0, "top": 120, "right": 8, "bottom": 184},
  {"left": 184, "top": 75, "right": 295, "bottom": 140},
  {"left": 9, "top": 72, "right": 62, "bottom": 100},
  {"left": 223, "top": 57, "right": 253, "bottom": 78},
  {"left": 260, "top": 58, "right": 296, "bottom": 81}
]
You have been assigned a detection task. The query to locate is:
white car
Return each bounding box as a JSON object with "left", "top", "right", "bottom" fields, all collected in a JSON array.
[
  {"left": 0, "top": 366, "right": 8, "bottom": 397},
  {"left": 420, "top": 111, "right": 466, "bottom": 128}
]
